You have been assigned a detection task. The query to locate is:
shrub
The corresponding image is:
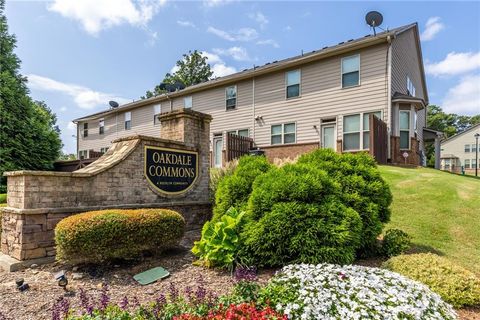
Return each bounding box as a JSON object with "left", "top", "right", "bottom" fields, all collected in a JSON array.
[
  {"left": 212, "top": 155, "right": 271, "bottom": 222},
  {"left": 297, "top": 149, "right": 393, "bottom": 254},
  {"left": 191, "top": 207, "right": 245, "bottom": 269},
  {"left": 0, "top": 193, "right": 6, "bottom": 203},
  {"left": 259, "top": 264, "right": 456, "bottom": 320},
  {"left": 382, "top": 228, "right": 411, "bottom": 257},
  {"left": 174, "top": 303, "right": 287, "bottom": 320},
  {"left": 383, "top": 253, "right": 480, "bottom": 308},
  {"left": 55, "top": 208, "right": 185, "bottom": 263},
  {"left": 209, "top": 159, "right": 238, "bottom": 202}
]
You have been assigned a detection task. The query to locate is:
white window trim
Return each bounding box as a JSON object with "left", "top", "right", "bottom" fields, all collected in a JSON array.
[
  {"left": 465, "top": 144, "right": 471, "bottom": 153},
  {"left": 399, "top": 110, "right": 411, "bottom": 150},
  {"left": 225, "top": 85, "right": 237, "bottom": 110},
  {"left": 83, "top": 123, "right": 88, "bottom": 138},
  {"left": 227, "top": 128, "right": 249, "bottom": 137},
  {"left": 184, "top": 96, "right": 193, "bottom": 109},
  {"left": 342, "top": 110, "right": 382, "bottom": 152},
  {"left": 99, "top": 119, "right": 105, "bottom": 134},
  {"left": 341, "top": 54, "right": 361, "bottom": 88},
  {"left": 270, "top": 122, "right": 297, "bottom": 145},
  {"left": 124, "top": 111, "right": 132, "bottom": 130},
  {"left": 153, "top": 104, "right": 161, "bottom": 125},
  {"left": 285, "top": 69, "right": 301, "bottom": 100},
  {"left": 464, "top": 159, "right": 470, "bottom": 169}
]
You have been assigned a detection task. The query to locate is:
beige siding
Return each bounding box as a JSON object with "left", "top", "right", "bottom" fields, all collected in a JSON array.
[{"left": 441, "top": 126, "right": 480, "bottom": 166}]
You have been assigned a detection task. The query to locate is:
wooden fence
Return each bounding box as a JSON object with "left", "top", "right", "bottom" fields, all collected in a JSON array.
[
  {"left": 369, "top": 114, "right": 388, "bottom": 164},
  {"left": 225, "top": 133, "right": 254, "bottom": 162}
]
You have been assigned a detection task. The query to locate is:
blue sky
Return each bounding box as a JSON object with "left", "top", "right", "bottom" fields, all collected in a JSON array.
[{"left": 5, "top": 0, "right": 480, "bottom": 154}]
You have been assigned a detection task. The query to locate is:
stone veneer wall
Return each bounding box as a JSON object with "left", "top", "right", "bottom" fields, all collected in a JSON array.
[{"left": 1, "top": 109, "right": 213, "bottom": 261}]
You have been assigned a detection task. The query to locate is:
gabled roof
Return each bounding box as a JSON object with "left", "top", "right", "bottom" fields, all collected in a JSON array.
[
  {"left": 441, "top": 123, "right": 480, "bottom": 144},
  {"left": 73, "top": 23, "right": 419, "bottom": 123}
]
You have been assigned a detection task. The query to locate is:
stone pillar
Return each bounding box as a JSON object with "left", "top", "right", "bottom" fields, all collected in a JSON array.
[{"left": 434, "top": 136, "right": 441, "bottom": 170}]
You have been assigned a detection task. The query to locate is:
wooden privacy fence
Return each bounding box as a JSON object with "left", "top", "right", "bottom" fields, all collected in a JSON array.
[
  {"left": 225, "top": 133, "right": 254, "bottom": 162},
  {"left": 369, "top": 114, "right": 388, "bottom": 164}
]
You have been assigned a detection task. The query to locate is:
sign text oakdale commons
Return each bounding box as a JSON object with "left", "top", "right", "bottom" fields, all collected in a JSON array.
[{"left": 144, "top": 146, "right": 199, "bottom": 195}]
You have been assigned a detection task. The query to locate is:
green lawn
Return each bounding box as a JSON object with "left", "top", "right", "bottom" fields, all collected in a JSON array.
[{"left": 379, "top": 166, "right": 480, "bottom": 274}]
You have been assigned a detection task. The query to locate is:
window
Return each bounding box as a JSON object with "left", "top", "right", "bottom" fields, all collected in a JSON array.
[
  {"left": 407, "top": 76, "right": 416, "bottom": 97},
  {"left": 271, "top": 123, "right": 296, "bottom": 145},
  {"left": 341, "top": 55, "right": 360, "bottom": 88},
  {"left": 153, "top": 104, "right": 161, "bottom": 125},
  {"left": 399, "top": 110, "right": 410, "bottom": 149},
  {"left": 465, "top": 144, "right": 471, "bottom": 153},
  {"left": 78, "top": 150, "right": 88, "bottom": 160},
  {"left": 444, "top": 159, "right": 450, "bottom": 169},
  {"left": 472, "top": 159, "right": 477, "bottom": 169},
  {"left": 362, "top": 111, "right": 382, "bottom": 149},
  {"left": 184, "top": 96, "right": 192, "bottom": 109},
  {"left": 83, "top": 123, "right": 88, "bottom": 137},
  {"left": 226, "top": 86, "right": 237, "bottom": 110},
  {"left": 471, "top": 144, "right": 477, "bottom": 153},
  {"left": 286, "top": 70, "right": 300, "bottom": 98},
  {"left": 124, "top": 111, "right": 131, "bottom": 130},
  {"left": 99, "top": 119, "right": 105, "bottom": 135},
  {"left": 343, "top": 114, "right": 361, "bottom": 150},
  {"left": 465, "top": 159, "right": 471, "bottom": 169},
  {"left": 227, "top": 129, "right": 249, "bottom": 137},
  {"left": 100, "top": 147, "right": 109, "bottom": 154}
]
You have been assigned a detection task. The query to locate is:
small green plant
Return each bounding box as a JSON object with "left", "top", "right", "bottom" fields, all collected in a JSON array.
[
  {"left": 0, "top": 193, "right": 6, "bottom": 203},
  {"left": 382, "top": 228, "right": 411, "bottom": 257},
  {"left": 383, "top": 253, "right": 480, "bottom": 308},
  {"left": 209, "top": 159, "right": 238, "bottom": 201},
  {"left": 192, "top": 207, "right": 245, "bottom": 269}
]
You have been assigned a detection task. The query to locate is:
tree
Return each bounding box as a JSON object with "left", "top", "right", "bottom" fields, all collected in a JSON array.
[
  {"left": 143, "top": 50, "right": 213, "bottom": 99},
  {"left": 0, "top": 0, "right": 62, "bottom": 191}
]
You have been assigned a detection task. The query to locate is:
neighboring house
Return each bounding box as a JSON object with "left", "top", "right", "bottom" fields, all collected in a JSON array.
[
  {"left": 440, "top": 124, "right": 480, "bottom": 175},
  {"left": 73, "top": 23, "right": 430, "bottom": 167}
]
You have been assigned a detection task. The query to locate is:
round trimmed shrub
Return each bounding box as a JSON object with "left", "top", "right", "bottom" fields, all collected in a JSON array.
[
  {"left": 383, "top": 253, "right": 480, "bottom": 308},
  {"left": 55, "top": 208, "right": 185, "bottom": 263},
  {"left": 212, "top": 155, "right": 272, "bottom": 222},
  {"left": 382, "top": 228, "right": 411, "bottom": 257},
  {"left": 298, "top": 149, "right": 392, "bottom": 254},
  {"left": 239, "top": 164, "right": 363, "bottom": 267}
]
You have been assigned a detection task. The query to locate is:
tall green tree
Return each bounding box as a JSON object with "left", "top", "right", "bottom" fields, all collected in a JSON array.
[
  {"left": 0, "top": 0, "right": 62, "bottom": 191},
  {"left": 143, "top": 50, "right": 213, "bottom": 99}
]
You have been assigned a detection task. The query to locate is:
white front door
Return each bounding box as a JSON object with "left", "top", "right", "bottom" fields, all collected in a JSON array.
[
  {"left": 322, "top": 125, "right": 336, "bottom": 151},
  {"left": 213, "top": 136, "right": 223, "bottom": 168}
]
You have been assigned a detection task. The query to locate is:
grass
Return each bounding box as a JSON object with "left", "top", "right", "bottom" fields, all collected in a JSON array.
[
  {"left": 379, "top": 165, "right": 480, "bottom": 274},
  {"left": 0, "top": 193, "right": 6, "bottom": 204}
]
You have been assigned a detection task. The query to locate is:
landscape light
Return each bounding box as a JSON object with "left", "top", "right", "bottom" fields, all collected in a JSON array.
[
  {"left": 54, "top": 270, "right": 68, "bottom": 290},
  {"left": 15, "top": 278, "right": 29, "bottom": 292}
]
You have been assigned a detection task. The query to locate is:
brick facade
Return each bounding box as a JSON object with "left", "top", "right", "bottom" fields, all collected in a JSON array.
[
  {"left": 1, "top": 109, "right": 213, "bottom": 261},
  {"left": 262, "top": 142, "right": 319, "bottom": 161},
  {"left": 390, "top": 136, "right": 421, "bottom": 166}
]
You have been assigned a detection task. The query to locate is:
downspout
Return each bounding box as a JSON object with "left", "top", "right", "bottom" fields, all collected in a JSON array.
[
  {"left": 252, "top": 72, "right": 256, "bottom": 144},
  {"left": 386, "top": 35, "right": 393, "bottom": 160}
]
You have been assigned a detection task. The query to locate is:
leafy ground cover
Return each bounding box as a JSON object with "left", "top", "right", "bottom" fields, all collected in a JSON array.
[{"left": 379, "top": 166, "right": 480, "bottom": 274}]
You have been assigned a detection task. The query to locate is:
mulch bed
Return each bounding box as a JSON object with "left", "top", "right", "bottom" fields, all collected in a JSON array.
[{"left": 0, "top": 249, "right": 478, "bottom": 320}]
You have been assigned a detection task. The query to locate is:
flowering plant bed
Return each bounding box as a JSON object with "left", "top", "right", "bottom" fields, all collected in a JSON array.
[{"left": 260, "top": 264, "right": 457, "bottom": 320}]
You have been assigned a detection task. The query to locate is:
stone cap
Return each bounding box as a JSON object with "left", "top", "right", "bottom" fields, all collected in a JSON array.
[{"left": 158, "top": 108, "right": 213, "bottom": 122}]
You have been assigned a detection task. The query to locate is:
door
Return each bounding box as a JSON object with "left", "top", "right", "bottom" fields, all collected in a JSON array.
[
  {"left": 213, "top": 135, "right": 223, "bottom": 168},
  {"left": 322, "top": 124, "right": 336, "bottom": 151}
]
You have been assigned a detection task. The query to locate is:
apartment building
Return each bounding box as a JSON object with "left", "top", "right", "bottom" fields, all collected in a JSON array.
[
  {"left": 73, "top": 23, "right": 429, "bottom": 167},
  {"left": 440, "top": 124, "right": 480, "bottom": 175}
]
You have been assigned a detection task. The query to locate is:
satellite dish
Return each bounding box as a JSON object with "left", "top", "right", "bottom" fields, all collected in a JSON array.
[
  {"left": 365, "top": 11, "right": 383, "bottom": 35},
  {"left": 109, "top": 101, "right": 119, "bottom": 109}
]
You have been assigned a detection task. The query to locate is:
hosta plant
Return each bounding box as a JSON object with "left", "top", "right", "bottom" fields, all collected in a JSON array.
[
  {"left": 192, "top": 207, "right": 245, "bottom": 268},
  {"left": 259, "top": 264, "right": 457, "bottom": 320}
]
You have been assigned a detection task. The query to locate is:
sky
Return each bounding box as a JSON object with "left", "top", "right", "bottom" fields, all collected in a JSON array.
[{"left": 5, "top": 0, "right": 480, "bottom": 154}]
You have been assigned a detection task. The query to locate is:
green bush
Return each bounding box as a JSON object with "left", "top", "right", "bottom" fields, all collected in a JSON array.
[
  {"left": 209, "top": 159, "right": 238, "bottom": 202},
  {"left": 239, "top": 164, "right": 362, "bottom": 267},
  {"left": 297, "top": 149, "right": 392, "bottom": 254},
  {"left": 191, "top": 207, "right": 245, "bottom": 269},
  {"left": 383, "top": 253, "right": 480, "bottom": 308},
  {"left": 382, "top": 228, "right": 411, "bottom": 257},
  {"left": 55, "top": 209, "right": 185, "bottom": 263},
  {"left": 212, "top": 155, "right": 271, "bottom": 222},
  {"left": 0, "top": 193, "right": 6, "bottom": 203}
]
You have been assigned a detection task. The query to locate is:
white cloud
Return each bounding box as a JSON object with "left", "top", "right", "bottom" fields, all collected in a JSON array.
[
  {"left": 207, "top": 26, "right": 258, "bottom": 42},
  {"left": 426, "top": 52, "right": 480, "bottom": 76},
  {"left": 442, "top": 74, "right": 480, "bottom": 115},
  {"left": 202, "top": 52, "right": 223, "bottom": 65},
  {"left": 213, "top": 47, "right": 251, "bottom": 61},
  {"left": 420, "top": 17, "right": 445, "bottom": 41},
  {"left": 203, "top": 0, "right": 233, "bottom": 7},
  {"left": 48, "top": 0, "right": 166, "bottom": 36},
  {"left": 60, "top": 106, "right": 67, "bottom": 112},
  {"left": 249, "top": 11, "right": 268, "bottom": 29},
  {"left": 27, "top": 74, "right": 130, "bottom": 110},
  {"left": 67, "top": 121, "right": 77, "bottom": 131},
  {"left": 177, "top": 20, "right": 196, "bottom": 28},
  {"left": 256, "top": 39, "right": 279, "bottom": 48}
]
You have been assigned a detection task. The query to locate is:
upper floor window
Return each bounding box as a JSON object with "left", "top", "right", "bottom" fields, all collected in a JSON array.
[
  {"left": 286, "top": 70, "right": 301, "bottom": 98},
  {"left": 83, "top": 123, "right": 88, "bottom": 137},
  {"left": 153, "top": 104, "right": 161, "bottom": 125},
  {"left": 227, "top": 129, "right": 249, "bottom": 137},
  {"left": 99, "top": 119, "right": 105, "bottom": 135},
  {"left": 472, "top": 144, "right": 477, "bottom": 153},
  {"left": 226, "top": 86, "right": 237, "bottom": 110},
  {"left": 271, "top": 123, "right": 296, "bottom": 145},
  {"left": 341, "top": 55, "right": 360, "bottom": 88},
  {"left": 399, "top": 110, "right": 410, "bottom": 149},
  {"left": 407, "top": 76, "right": 416, "bottom": 97},
  {"left": 184, "top": 96, "right": 192, "bottom": 109},
  {"left": 125, "top": 111, "right": 131, "bottom": 130},
  {"left": 465, "top": 144, "right": 471, "bottom": 153}
]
